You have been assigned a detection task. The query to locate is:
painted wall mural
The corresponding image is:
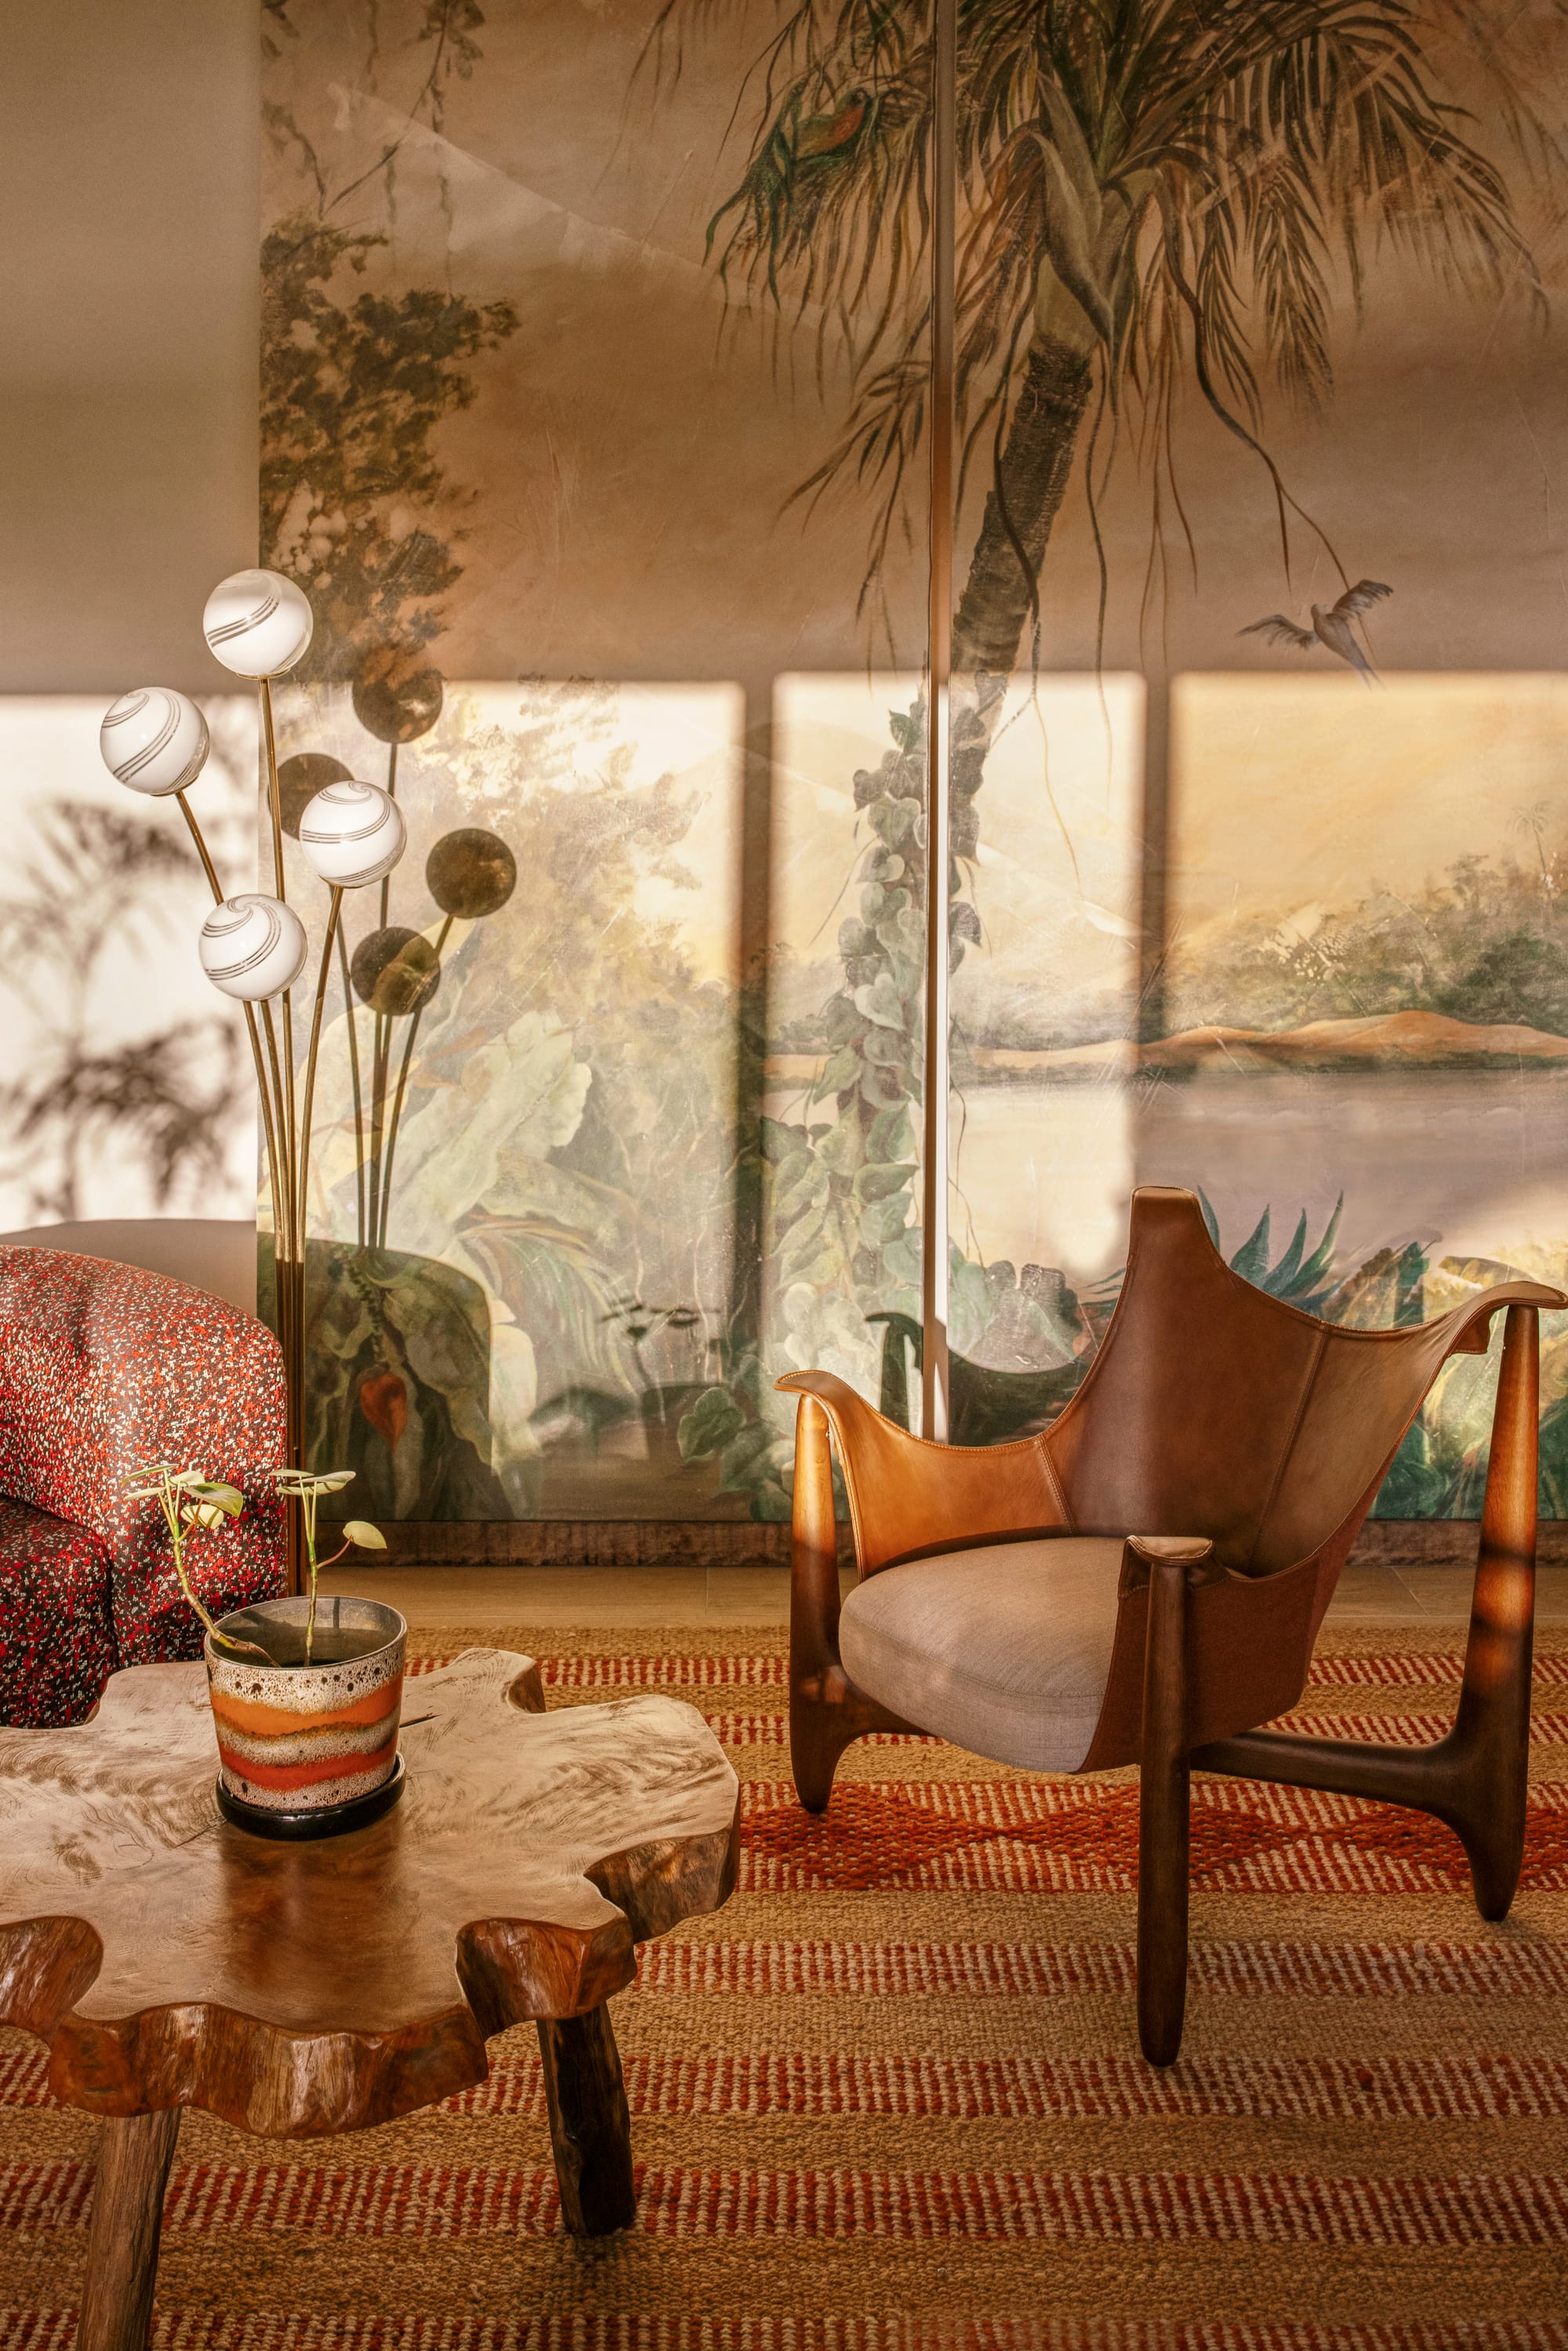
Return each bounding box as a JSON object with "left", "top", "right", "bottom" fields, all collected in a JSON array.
[{"left": 260, "top": 0, "right": 1568, "bottom": 1521}]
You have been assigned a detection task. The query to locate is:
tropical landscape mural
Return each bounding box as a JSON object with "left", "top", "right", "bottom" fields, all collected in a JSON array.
[{"left": 257, "top": 0, "right": 1568, "bottom": 1520}]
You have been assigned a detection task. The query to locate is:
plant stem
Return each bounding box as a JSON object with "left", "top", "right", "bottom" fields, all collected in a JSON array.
[
  {"left": 303, "top": 1482, "right": 320, "bottom": 1663},
  {"left": 154, "top": 1473, "right": 270, "bottom": 1663}
]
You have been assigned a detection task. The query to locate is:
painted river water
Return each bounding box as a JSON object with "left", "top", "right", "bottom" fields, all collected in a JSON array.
[{"left": 951, "top": 1068, "right": 1568, "bottom": 1293}]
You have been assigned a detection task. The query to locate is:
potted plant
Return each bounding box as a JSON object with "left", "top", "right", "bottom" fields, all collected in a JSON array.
[{"left": 125, "top": 1461, "right": 405, "bottom": 1841}]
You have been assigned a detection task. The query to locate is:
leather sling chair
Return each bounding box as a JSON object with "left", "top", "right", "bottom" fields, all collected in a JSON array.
[{"left": 779, "top": 1186, "right": 1565, "bottom": 2065}]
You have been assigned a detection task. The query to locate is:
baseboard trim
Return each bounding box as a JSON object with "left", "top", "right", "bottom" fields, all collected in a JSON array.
[
  {"left": 1352, "top": 1518, "right": 1568, "bottom": 1567},
  {"left": 372, "top": 1518, "right": 1564, "bottom": 1569},
  {"left": 376, "top": 1519, "right": 812, "bottom": 1568}
]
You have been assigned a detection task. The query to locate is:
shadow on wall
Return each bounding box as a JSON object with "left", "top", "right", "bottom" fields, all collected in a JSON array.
[
  {"left": 0, "top": 1220, "right": 256, "bottom": 1317},
  {"left": 0, "top": 696, "right": 256, "bottom": 1235}
]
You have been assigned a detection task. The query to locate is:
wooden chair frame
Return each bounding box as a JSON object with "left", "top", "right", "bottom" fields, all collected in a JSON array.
[{"left": 779, "top": 1187, "right": 1563, "bottom": 2063}]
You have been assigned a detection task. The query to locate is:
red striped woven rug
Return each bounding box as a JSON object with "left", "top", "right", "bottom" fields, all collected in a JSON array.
[{"left": 3, "top": 1620, "right": 1566, "bottom": 2345}]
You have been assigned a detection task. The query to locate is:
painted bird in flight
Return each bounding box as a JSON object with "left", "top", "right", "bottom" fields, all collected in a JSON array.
[{"left": 1240, "top": 579, "right": 1392, "bottom": 680}]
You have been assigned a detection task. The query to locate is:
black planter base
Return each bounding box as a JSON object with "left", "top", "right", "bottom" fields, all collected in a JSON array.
[{"left": 216, "top": 1754, "right": 407, "bottom": 1841}]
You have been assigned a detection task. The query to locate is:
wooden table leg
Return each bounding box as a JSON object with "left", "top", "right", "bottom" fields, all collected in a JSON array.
[
  {"left": 535, "top": 2005, "right": 636, "bottom": 2237},
  {"left": 76, "top": 2109, "right": 181, "bottom": 2351}
]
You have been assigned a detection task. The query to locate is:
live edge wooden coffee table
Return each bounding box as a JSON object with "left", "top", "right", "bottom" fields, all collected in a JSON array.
[{"left": 0, "top": 1647, "right": 739, "bottom": 2349}]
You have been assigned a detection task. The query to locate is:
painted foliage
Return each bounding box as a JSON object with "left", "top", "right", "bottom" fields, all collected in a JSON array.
[{"left": 262, "top": 0, "right": 1568, "bottom": 1519}]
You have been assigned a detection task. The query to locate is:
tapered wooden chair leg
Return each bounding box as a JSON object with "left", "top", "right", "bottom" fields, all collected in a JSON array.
[
  {"left": 790, "top": 1395, "right": 848, "bottom": 1812},
  {"left": 1138, "top": 1551, "right": 1191, "bottom": 2066},
  {"left": 77, "top": 2108, "right": 180, "bottom": 2351},
  {"left": 790, "top": 1689, "right": 857, "bottom": 1814},
  {"left": 1452, "top": 1302, "right": 1538, "bottom": 1921}
]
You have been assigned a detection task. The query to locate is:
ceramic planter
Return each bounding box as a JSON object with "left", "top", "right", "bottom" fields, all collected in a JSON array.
[{"left": 205, "top": 1595, "right": 407, "bottom": 1838}]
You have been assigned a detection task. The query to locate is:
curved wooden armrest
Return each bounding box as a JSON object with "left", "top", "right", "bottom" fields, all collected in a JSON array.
[
  {"left": 777, "top": 1371, "right": 1068, "bottom": 1575},
  {"left": 1120, "top": 1534, "right": 1221, "bottom": 1594},
  {"left": 1443, "top": 1280, "right": 1566, "bottom": 1353}
]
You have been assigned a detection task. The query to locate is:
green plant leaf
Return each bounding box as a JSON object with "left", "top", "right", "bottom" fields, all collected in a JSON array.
[
  {"left": 853, "top": 1159, "right": 916, "bottom": 1206},
  {"left": 822, "top": 993, "right": 869, "bottom": 1048},
  {"left": 718, "top": 1424, "right": 778, "bottom": 1489},
  {"left": 860, "top": 1064, "right": 908, "bottom": 1110},
  {"left": 866, "top": 1103, "right": 913, "bottom": 1161},
  {"left": 854, "top": 974, "right": 905, "bottom": 1030},
  {"left": 760, "top": 1117, "right": 805, "bottom": 1163},
  {"left": 868, "top": 797, "right": 916, "bottom": 850},
  {"left": 810, "top": 1044, "right": 861, "bottom": 1100},
  {"left": 1229, "top": 1208, "right": 1272, "bottom": 1286},
  {"left": 858, "top": 1193, "right": 913, "bottom": 1248},
  {"left": 776, "top": 1213, "right": 834, "bottom": 1286},
  {"left": 778, "top": 1233, "right": 848, "bottom": 1290},
  {"left": 815, "top": 1116, "right": 862, "bottom": 1177},
  {"left": 751, "top": 1476, "right": 794, "bottom": 1522},
  {"left": 278, "top": 1467, "right": 357, "bottom": 1494},
  {"left": 189, "top": 1482, "right": 245, "bottom": 1514},
  {"left": 343, "top": 1519, "right": 387, "bottom": 1548},
  {"left": 773, "top": 1157, "right": 830, "bottom": 1224},
  {"left": 678, "top": 1388, "right": 746, "bottom": 1462}
]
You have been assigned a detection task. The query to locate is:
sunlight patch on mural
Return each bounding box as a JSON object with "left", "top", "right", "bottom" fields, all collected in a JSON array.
[{"left": 259, "top": 675, "right": 746, "bottom": 1524}]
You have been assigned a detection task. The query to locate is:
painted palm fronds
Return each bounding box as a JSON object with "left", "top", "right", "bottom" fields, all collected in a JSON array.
[{"left": 655, "top": 0, "right": 1546, "bottom": 660}]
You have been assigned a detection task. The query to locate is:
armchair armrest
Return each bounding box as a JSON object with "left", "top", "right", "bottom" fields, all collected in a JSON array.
[
  {"left": 778, "top": 1370, "right": 1068, "bottom": 1576},
  {"left": 1119, "top": 1534, "right": 1221, "bottom": 1594}
]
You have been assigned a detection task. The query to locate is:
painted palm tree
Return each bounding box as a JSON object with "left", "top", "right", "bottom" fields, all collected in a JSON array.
[
  {"left": 652, "top": 0, "right": 1545, "bottom": 684},
  {"left": 649, "top": 0, "right": 1556, "bottom": 1480}
]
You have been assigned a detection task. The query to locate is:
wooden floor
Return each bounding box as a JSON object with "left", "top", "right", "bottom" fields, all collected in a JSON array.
[{"left": 318, "top": 1554, "right": 1568, "bottom": 1630}]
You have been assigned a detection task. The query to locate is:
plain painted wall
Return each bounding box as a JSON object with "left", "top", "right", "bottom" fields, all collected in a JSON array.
[{"left": 0, "top": 0, "right": 259, "bottom": 695}]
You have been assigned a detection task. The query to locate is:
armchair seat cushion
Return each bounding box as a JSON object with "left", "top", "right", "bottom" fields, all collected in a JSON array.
[
  {"left": 838, "top": 1534, "right": 1126, "bottom": 1773},
  {"left": 0, "top": 1495, "right": 117, "bottom": 1728}
]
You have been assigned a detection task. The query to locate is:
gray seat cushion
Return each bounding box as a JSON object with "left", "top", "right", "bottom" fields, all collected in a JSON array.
[{"left": 837, "top": 1536, "right": 1125, "bottom": 1772}]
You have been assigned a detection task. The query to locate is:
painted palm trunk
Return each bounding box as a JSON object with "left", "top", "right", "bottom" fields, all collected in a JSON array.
[{"left": 205, "top": 1597, "right": 405, "bottom": 1815}]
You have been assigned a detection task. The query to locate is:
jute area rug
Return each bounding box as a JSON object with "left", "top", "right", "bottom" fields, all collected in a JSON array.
[{"left": 2, "top": 1620, "right": 1567, "bottom": 2348}]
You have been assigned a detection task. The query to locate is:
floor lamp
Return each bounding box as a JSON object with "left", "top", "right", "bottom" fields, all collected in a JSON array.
[{"left": 100, "top": 568, "right": 407, "bottom": 1591}]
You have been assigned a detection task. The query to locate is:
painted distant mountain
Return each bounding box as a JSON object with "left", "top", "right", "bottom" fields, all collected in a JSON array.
[{"left": 971, "top": 1009, "right": 1568, "bottom": 1076}]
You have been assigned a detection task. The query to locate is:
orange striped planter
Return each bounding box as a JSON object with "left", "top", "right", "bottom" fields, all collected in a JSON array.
[{"left": 205, "top": 1595, "right": 406, "bottom": 1817}]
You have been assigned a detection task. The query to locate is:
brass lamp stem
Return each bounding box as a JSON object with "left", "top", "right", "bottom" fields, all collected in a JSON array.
[
  {"left": 298, "top": 887, "right": 345, "bottom": 1256},
  {"left": 259, "top": 676, "right": 299, "bottom": 1254},
  {"left": 378, "top": 912, "right": 452, "bottom": 1246},
  {"left": 175, "top": 787, "right": 288, "bottom": 1314},
  {"left": 336, "top": 923, "right": 367, "bottom": 1246}
]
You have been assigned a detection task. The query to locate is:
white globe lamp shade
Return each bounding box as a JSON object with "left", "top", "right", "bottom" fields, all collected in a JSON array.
[
  {"left": 297, "top": 779, "right": 406, "bottom": 888},
  {"left": 198, "top": 894, "right": 309, "bottom": 1001},
  {"left": 202, "top": 568, "right": 314, "bottom": 677},
  {"left": 99, "top": 688, "right": 210, "bottom": 797}
]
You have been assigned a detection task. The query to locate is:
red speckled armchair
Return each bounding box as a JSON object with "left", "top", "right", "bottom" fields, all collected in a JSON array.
[{"left": 0, "top": 1247, "right": 286, "bottom": 1727}]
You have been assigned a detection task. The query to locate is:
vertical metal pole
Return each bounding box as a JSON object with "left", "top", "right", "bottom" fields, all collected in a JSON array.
[{"left": 920, "top": 0, "right": 956, "bottom": 1442}]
